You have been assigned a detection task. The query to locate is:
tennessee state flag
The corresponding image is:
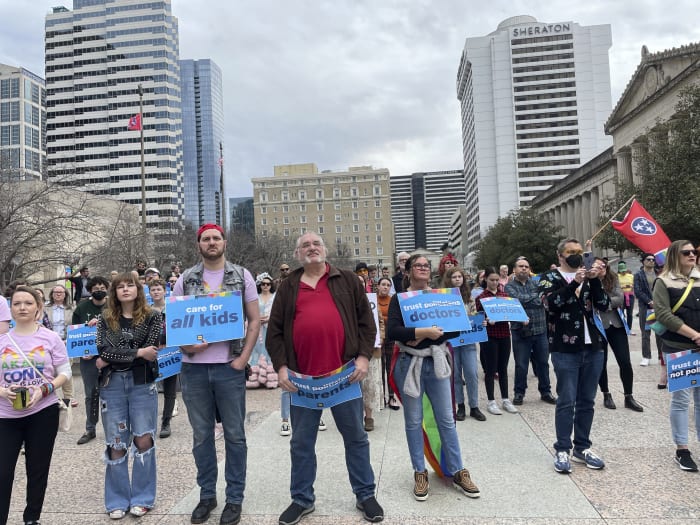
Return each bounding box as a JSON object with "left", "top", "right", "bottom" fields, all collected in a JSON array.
[
  {"left": 611, "top": 199, "right": 670, "bottom": 263},
  {"left": 127, "top": 113, "right": 141, "bottom": 131}
]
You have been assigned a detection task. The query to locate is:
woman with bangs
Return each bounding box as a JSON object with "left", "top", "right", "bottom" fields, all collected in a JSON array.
[
  {"left": 442, "top": 267, "right": 486, "bottom": 422},
  {"left": 96, "top": 272, "right": 162, "bottom": 519}
]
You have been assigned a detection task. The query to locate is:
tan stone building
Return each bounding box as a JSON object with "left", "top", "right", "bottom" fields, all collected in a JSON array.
[
  {"left": 532, "top": 43, "right": 700, "bottom": 253},
  {"left": 251, "top": 163, "right": 395, "bottom": 264}
]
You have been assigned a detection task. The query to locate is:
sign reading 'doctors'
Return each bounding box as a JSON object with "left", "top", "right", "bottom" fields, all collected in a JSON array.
[
  {"left": 667, "top": 350, "right": 700, "bottom": 393},
  {"left": 447, "top": 313, "right": 488, "bottom": 346},
  {"left": 156, "top": 346, "right": 182, "bottom": 382},
  {"left": 166, "top": 292, "right": 244, "bottom": 347},
  {"left": 398, "top": 288, "right": 472, "bottom": 332},
  {"left": 479, "top": 296, "right": 528, "bottom": 322},
  {"left": 66, "top": 324, "right": 98, "bottom": 358},
  {"left": 288, "top": 361, "right": 362, "bottom": 409}
]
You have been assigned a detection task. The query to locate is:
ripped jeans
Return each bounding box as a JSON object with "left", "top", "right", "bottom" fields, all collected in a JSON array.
[{"left": 100, "top": 371, "right": 159, "bottom": 512}]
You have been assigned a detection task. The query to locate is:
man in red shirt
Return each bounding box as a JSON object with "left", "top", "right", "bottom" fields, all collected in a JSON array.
[{"left": 267, "top": 232, "right": 384, "bottom": 524}]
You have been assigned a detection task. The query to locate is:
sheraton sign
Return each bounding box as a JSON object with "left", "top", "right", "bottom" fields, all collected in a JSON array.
[{"left": 512, "top": 23, "right": 571, "bottom": 37}]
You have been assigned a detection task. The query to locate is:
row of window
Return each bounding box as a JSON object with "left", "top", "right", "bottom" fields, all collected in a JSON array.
[
  {"left": 513, "top": 90, "right": 576, "bottom": 102},
  {"left": 517, "top": 148, "right": 580, "bottom": 159},
  {"left": 517, "top": 158, "right": 580, "bottom": 169},
  {"left": 258, "top": 186, "right": 382, "bottom": 202},
  {"left": 512, "top": 62, "right": 574, "bottom": 74},
  {"left": 515, "top": 119, "right": 578, "bottom": 131},
  {"left": 511, "top": 52, "right": 573, "bottom": 65},
  {"left": 515, "top": 100, "right": 577, "bottom": 112},
  {"left": 515, "top": 109, "right": 578, "bottom": 121},
  {"left": 259, "top": 199, "right": 383, "bottom": 214},
  {"left": 261, "top": 216, "right": 383, "bottom": 231},
  {"left": 261, "top": 211, "right": 382, "bottom": 223},
  {"left": 513, "top": 80, "right": 576, "bottom": 93}
]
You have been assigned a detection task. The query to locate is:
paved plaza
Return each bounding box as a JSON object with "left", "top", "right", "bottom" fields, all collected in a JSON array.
[{"left": 7, "top": 335, "right": 699, "bottom": 524}]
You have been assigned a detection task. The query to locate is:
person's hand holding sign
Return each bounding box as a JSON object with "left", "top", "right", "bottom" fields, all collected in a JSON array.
[
  {"left": 349, "top": 356, "right": 369, "bottom": 383},
  {"left": 278, "top": 366, "right": 298, "bottom": 393}
]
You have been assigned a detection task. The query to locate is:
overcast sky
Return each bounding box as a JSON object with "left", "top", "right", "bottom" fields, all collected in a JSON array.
[{"left": 1, "top": 0, "right": 698, "bottom": 197}]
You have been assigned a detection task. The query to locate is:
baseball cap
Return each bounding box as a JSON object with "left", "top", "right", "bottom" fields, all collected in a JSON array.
[
  {"left": 355, "top": 262, "right": 369, "bottom": 273},
  {"left": 197, "top": 223, "right": 224, "bottom": 240},
  {"left": 145, "top": 267, "right": 160, "bottom": 276}
]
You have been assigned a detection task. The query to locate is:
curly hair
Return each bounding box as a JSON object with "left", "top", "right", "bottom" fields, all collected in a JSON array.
[{"left": 102, "top": 272, "right": 152, "bottom": 331}]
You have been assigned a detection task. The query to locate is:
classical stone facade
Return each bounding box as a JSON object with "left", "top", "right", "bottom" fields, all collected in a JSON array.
[{"left": 531, "top": 42, "right": 700, "bottom": 252}]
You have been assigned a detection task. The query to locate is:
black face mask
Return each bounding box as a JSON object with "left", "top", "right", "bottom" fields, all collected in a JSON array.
[
  {"left": 91, "top": 290, "right": 107, "bottom": 300},
  {"left": 564, "top": 254, "right": 583, "bottom": 268}
]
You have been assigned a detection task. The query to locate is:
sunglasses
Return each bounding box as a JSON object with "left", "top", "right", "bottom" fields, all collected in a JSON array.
[
  {"left": 280, "top": 268, "right": 289, "bottom": 271},
  {"left": 261, "top": 282, "right": 272, "bottom": 286},
  {"left": 644, "top": 257, "right": 655, "bottom": 262},
  {"left": 680, "top": 250, "right": 697, "bottom": 257},
  {"left": 562, "top": 249, "right": 584, "bottom": 256}
]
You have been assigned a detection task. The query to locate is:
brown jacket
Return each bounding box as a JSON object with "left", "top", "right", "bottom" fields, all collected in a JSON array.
[{"left": 266, "top": 264, "right": 376, "bottom": 373}]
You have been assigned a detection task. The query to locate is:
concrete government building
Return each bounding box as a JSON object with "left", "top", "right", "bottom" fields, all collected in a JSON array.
[
  {"left": 251, "top": 163, "right": 394, "bottom": 263},
  {"left": 456, "top": 15, "right": 612, "bottom": 252}
]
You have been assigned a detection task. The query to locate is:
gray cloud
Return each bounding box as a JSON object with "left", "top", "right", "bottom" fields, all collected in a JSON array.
[{"left": 2, "top": 0, "right": 699, "bottom": 197}]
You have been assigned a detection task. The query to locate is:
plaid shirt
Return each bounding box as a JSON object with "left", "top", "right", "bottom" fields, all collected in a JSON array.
[
  {"left": 475, "top": 289, "right": 511, "bottom": 339},
  {"left": 505, "top": 277, "right": 546, "bottom": 335}
]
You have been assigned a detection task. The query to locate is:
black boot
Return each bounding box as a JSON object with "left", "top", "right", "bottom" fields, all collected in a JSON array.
[
  {"left": 456, "top": 403, "right": 466, "bottom": 421},
  {"left": 603, "top": 392, "right": 616, "bottom": 410},
  {"left": 160, "top": 419, "right": 172, "bottom": 438},
  {"left": 624, "top": 395, "right": 644, "bottom": 412}
]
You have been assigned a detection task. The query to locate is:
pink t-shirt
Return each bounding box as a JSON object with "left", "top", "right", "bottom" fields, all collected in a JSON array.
[
  {"left": 0, "top": 326, "right": 68, "bottom": 419},
  {"left": 174, "top": 266, "right": 258, "bottom": 364}
]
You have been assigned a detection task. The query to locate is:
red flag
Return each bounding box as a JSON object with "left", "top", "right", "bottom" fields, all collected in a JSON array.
[
  {"left": 127, "top": 113, "right": 141, "bottom": 131},
  {"left": 611, "top": 199, "right": 670, "bottom": 262}
]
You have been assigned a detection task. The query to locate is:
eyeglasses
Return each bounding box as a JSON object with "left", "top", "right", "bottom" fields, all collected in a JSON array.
[
  {"left": 412, "top": 263, "right": 431, "bottom": 270},
  {"left": 280, "top": 267, "right": 290, "bottom": 272},
  {"left": 644, "top": 257, "right": 655, "bottom": 262},
  {"left": 261, "top": 282, "right": 271, "bottom": 286},
  {"left": 561, "top": 249, "right": 584, "bottom": 256},
  {"left": 680, "top": 250, "right": 697, "bottom": 257}
]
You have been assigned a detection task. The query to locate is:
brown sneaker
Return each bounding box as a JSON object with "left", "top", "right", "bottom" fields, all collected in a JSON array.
[
  {"left": 453, "top": 468, "right": 480, "bottom": 498},
  {"left": 413, "top": 470, "right": 429, "bottom": 501}
]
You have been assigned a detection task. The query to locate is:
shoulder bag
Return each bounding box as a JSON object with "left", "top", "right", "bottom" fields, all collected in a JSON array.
[{"left": 647, "top": 278, "right": 694, "bottom": 335}]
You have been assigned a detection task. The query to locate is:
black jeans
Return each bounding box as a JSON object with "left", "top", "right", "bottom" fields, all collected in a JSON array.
[
  {"left": 480, "top": 337, "right": 511, "bottom": 400},
  {"left": 598, "top": 325, "right": 634, "bottom": 395},
  {"left": 80, "top": 357, "right": 100, "bottom": 432},
  {"left": 161, "top": 374, "right": 178, "bottom": 424},
  {"left": 0, "top": 404, "right": 59, "bottom": 524}
]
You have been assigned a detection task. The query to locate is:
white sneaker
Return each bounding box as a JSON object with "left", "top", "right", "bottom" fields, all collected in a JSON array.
[
  {"left": 487, "top": 400, "right": 502, "bottom": 415},
  {"left": 640, "top": 358, "right": 650, "bottom": 366},
  {"left": 318, "top": 418, "right": 327, "bottom": 431},
  {"left": 502, "top": 399, "right": 519, "bottom": 414},
  {"left": 172, "top": 400, "right": 179, "bottom": 417},
  {"left": 109, "top": 509, "right": 126, "bottom": 520},
  {"left": 280, "top": 421, "right": 291, "bottom": 436}
]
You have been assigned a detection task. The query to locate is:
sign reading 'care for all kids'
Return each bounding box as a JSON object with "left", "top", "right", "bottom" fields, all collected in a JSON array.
[
  {"left": 667, "top": 350, "right": 700, "bottom": 393},
  {"left": 398, "top": 288, "right": 471, "bottom": 332},
  {"left": 478, "top": 296, "right": 528, "bottom": 322},
  {"left": 447, "top": 313, "right": 489, "bottom": 346},
  {"left": 166, "top": 292, "right": 244, "bottom": 347},
  {"left": 66, "top": 324, "right": 98, "bottom": 358}
]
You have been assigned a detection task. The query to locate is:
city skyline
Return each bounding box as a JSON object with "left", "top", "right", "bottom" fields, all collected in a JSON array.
[{"left": 2, "top": 1, "right": 698, "bottom": 199}]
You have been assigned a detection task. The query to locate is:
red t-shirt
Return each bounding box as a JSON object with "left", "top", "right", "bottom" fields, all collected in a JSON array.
[{"left": 292, "top": 267, "right": 345, "bottom": 376}]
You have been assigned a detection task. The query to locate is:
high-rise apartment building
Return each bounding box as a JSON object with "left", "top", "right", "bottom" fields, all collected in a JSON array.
[
  {"left": 456, "top": 15, "right": 612, "bottom": 250},
  {"left": 45, "top": 0, "right": 184, "bottom": 232},
  {"left": 390, "top": 170, "right": 465, "bottom": 253},
  {"left": 251, "top": 163, "right": 394, "bottom": 263},
  {"left": 181, "top": 59, "right": 224, "bottom": 228},
  {"left": 228, "top": 196, "right": 254, "bottom": 235},
  {"left": 0, "top": 64, "right": 46, "bottom": 180}
]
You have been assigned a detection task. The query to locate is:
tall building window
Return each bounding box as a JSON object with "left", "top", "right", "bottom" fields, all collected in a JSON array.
[
  {"left": 319, "top": 226, "right": 324, "bottom": 234},
  {"left": 353, "top": 224, "right": 359, "bottom": 232},
  {"left": 299, "top": 190, "right": 306, "bottom": 201},
  {"left": 376, "top": 223, "right": 382, "bottom": 231},
  {"left": 317, "top": 215, "right": 324, "bottom": 222},
  {"left": 317, "top": 203, "right": 323, "bottom": 211},
  {"left": 282, "top": 191, "right": 289, "bottom": 201},
  {"left": 316, "top": 189, "right": 324, "bottom": 199},
  {"left": 375, "top": 211, "right": 381, "bottom": 219},
  {"left": 335, "top": 214, "right": 341, "bottom": 221},
  {"left": 374, "top": 185, "right": 381, "bottom": 196},
  {"left": 282, "top": 205, "right": 288, "bottom": 213},
  {"left": 283, "top": 216, "right": 289, "bottom": 224},
  {"left": 300, "top": 215, "right": 307, "bottom": 223},
  {"left": 336, "top": 225, "right": 341, "bottom": 233},
  {"left": 333, "top": 188, "right": 341, "bottom": 198}
]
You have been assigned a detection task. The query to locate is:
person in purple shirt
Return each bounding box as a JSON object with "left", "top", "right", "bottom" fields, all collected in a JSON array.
[{"left": 173, "top": 223, "right": 260, "bottom": 525}]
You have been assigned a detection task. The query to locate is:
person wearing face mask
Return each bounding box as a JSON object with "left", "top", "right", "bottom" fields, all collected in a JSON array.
[
  {"left": 72, "top": 276, "right": 110, "bottom": 445},
  {"left": 537, "top": 239, "right": 610, "bottom": 474}
]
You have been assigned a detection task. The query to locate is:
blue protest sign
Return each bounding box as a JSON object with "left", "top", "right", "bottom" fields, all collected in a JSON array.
[
  {"left": 156, "top": 346, "right": 182, "bottom": 382},
  {"left": 447, "top": 313, "right": 488, "bottom": 346},
  {"left": 144, "top": 284, "right": 153, "bottom": 305},
  {"left": 397, "top": 289, "right": 471, "bottom": 332},
  {"left": 166, "top": 292, "right": 244, "bottom": 346},
  {"left": 479, "top": 296, "right": 528, "bottom": 322},
  {"left": 667, "top": 350, "right": 700, "bottom": 393},
  {"left": 66, "top": 324, "right": 98, "bottom": 357},
  {"left": 288, "top": 361, "right": 362, "bottom": 409}
]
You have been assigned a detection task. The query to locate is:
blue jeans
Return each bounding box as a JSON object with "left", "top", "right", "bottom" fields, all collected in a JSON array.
[
  {"left": 670, "top": 387, "right": 700, "bottom": 446},
  {"left": 511, "top": 331, "right": 552, "bottom": 397},
  {"left": 453, "top": 344, "right": 478, "bottom": 408},
  {"left": 289, "top": 397, "right": 375, "bottom": 508},
  {"left": 281, "top": 390, "right": 291, "bottom": 420},
  {"left": 180, "top": 363, "right": 247, "bottom": 504},
  {"left": 100, "top": 372, "right": 158, "bottom": 512},
  {"left": 393, "top": 352, "right": 464, "bottom": 474},
  {"left": 551, "top": 348, "right": 604, "bottom": 453}
]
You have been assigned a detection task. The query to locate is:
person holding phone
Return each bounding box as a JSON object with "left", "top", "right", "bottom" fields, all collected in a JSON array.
[{"left": 538, "top": 238, "right": 610, "bottom": 474}]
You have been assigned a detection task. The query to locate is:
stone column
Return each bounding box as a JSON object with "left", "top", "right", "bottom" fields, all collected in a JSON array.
[
  {"left": 631, "top": 140, "right": 648, "bottom": 186},
  {"left": 616, "top": 148, "right": 633, "bottom": 187},
  {"left": 582, "top": 192, "right": 592, "bottom": 241}
]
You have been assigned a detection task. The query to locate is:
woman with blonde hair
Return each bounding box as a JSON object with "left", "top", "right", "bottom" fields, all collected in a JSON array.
[{"left": 96, "top": 272, "right": 162, "bottom": 519}]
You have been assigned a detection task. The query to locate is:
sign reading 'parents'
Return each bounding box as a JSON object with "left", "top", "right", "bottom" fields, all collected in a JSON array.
[
  {"left": 66, "top": 324, "right": 98, "bottom": 358},
  {"left": 397, "top": 288, "right": 471, "bottom": 332},
  {"left": 288, "top": 361, "right": 362, "bottom": 409},
  {"left": 166, "top": 292, "right": 244, "bottom": 346}
]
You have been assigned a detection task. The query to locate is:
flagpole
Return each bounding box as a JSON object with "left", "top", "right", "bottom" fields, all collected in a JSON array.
[
  {"left": 219, "top": 141, "right": 227, "bottom": 233},
  {"left": 138, "top": 83, "right": 146, "bottom": 231},
  {"left": 590, "top": 193, "right": 636, "bottom": 241}
]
